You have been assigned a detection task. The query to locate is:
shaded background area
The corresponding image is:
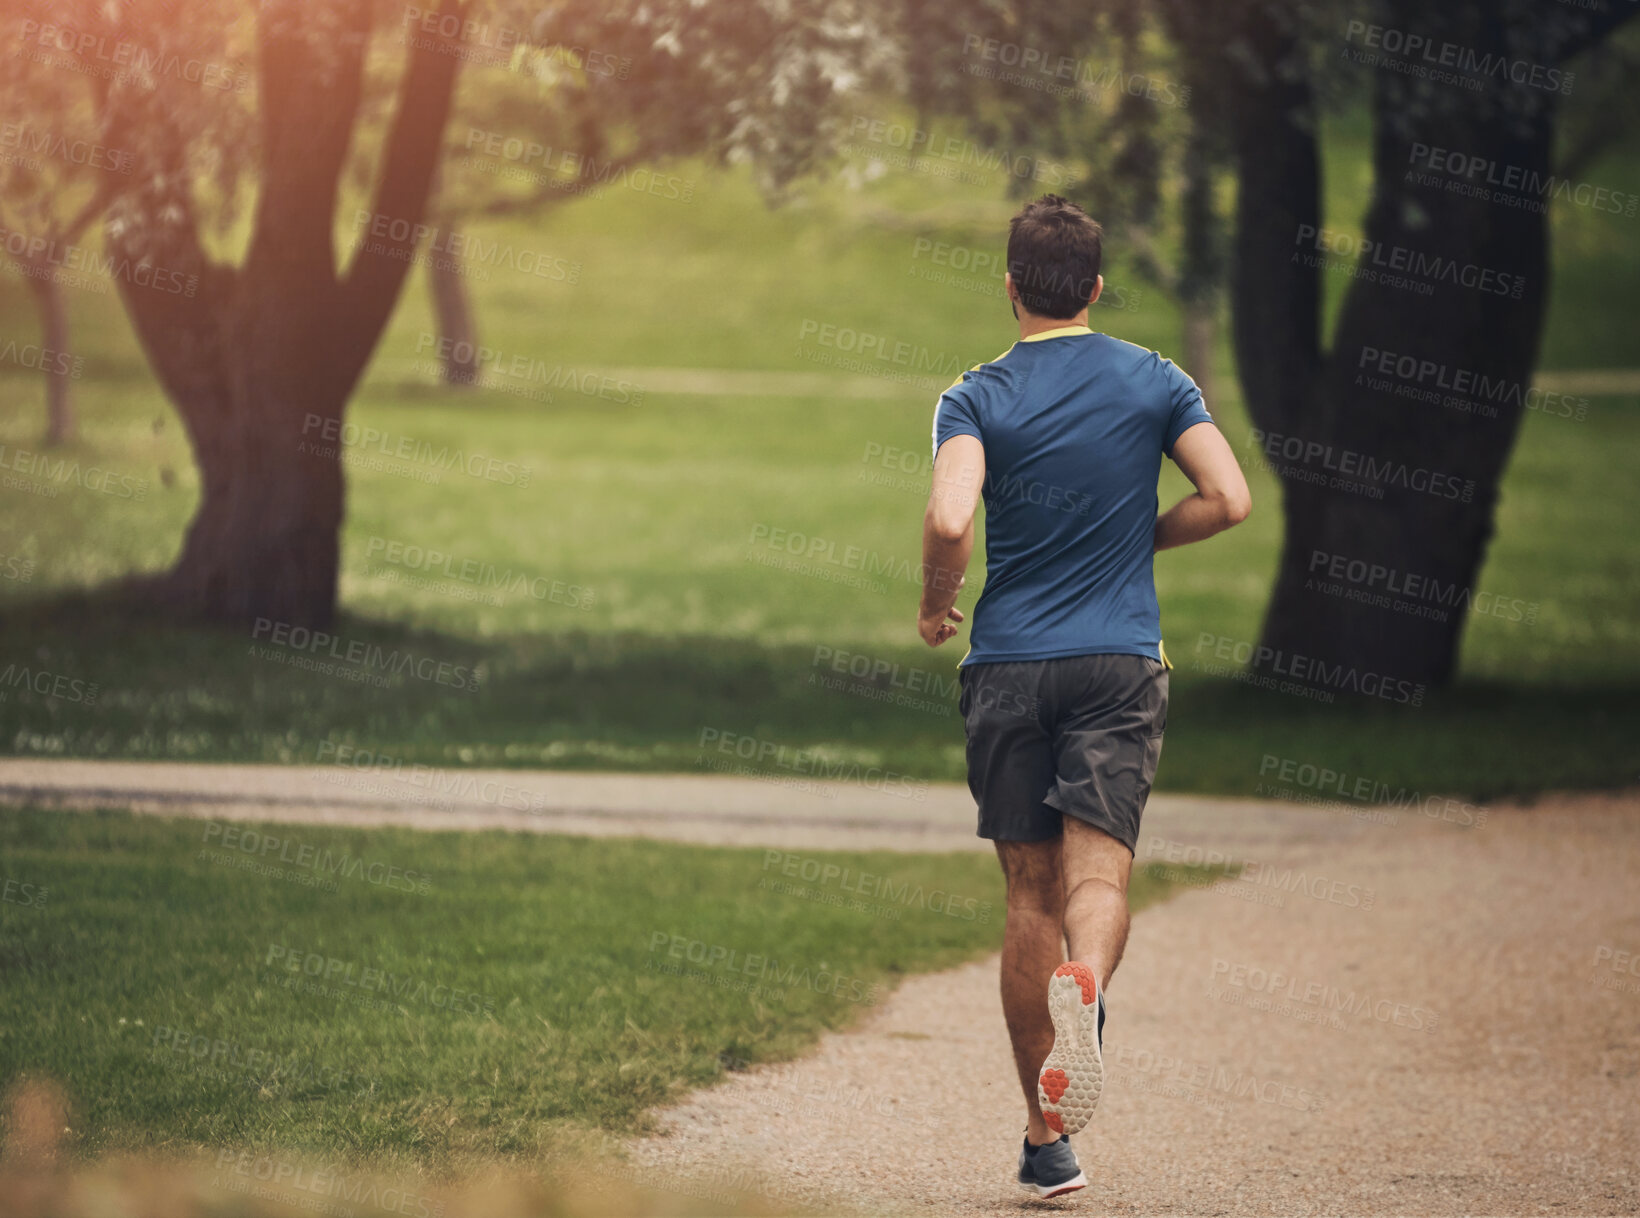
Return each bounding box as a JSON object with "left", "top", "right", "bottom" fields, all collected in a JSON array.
[{"left": 2, "top": 113, "right": 1636, "bottom": 796}]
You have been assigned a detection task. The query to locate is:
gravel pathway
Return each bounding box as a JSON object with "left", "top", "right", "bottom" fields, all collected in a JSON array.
[
  {"left": 0, "top": 759, "right": 1349, "bottom": 855},
  {"left": 632, "top": 789, "right": 1640, "bottom": 1216},
  {"left": 7, "top": 759, "right": 1635, "bottom": 1213}
]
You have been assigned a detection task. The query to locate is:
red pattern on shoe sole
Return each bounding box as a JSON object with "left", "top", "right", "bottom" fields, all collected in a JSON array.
[
  {"left": 1040, "top": 1068, "right": 1068, "bottom": 1103},
  {"left": 1053, "top": 961, "right": 1098, "bottom": 1006},
  {"left": 1043, "top": 1112, "right": 1063, "bottom": 1134}
]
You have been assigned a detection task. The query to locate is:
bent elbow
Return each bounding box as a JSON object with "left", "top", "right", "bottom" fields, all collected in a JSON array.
[
  {"left": 1223, "top": 492, "right": 1252, "bottom": 527},
  {"left": 926, "top": 515, "right": 969, "bottom": 544}
]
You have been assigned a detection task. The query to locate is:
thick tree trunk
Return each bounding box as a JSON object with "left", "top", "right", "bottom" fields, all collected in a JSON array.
[
  {"left": 1231, "top": 2, "right": 1556, "bottom": 689},
  {"left": 23, "top": 269, "right": 75, "bottom": 446},
  {"left": 428, "top": 242, "right": 479, "bottom": 386},
  {"left": 159, "top": 280, "right": 350, "bottom": 626},
  {"left": 168, "top": 390, "right": 346, "bottom": 627},
  {"left": 96, "top": 1, "right": 463, "bottom": 628}
]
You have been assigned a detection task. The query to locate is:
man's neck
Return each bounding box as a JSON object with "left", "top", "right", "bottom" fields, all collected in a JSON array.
[{"left": 1017, "top": 309, "right": 1091, "bottom": 341}]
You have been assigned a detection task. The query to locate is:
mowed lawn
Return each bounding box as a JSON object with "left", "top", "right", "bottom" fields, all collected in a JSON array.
[
  {"left": 0, "top": 807, "right": 1200, "bottom": 1169},
  {"left": 1, "top": 116, "right": 1638, "bottom": 799}
]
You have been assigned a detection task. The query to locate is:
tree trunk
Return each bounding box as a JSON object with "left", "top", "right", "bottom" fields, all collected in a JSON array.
[
  {"left": 1181, "top": 299, "right": 1216, "bottom": 410},
  {"left": 159, "top": 286, "right": 350, "bottom": 627},
  {"left": 167, "top": 397, "right": 347, "bottom": 628},
  {"left": 96, "top": 1, "right": 463, "bottom": 628},
  {"left": 1176, "top": 112, "right": 1222, "bottom": 410},
  {"left": 428, "top": 241, "right": 479, "bottom": 386},
  {"left": 1236, "top": 2, "right": 1555, "bottom": 689},
  {"left": 23, "top": 268, "right": 75, "bottom": 446}
]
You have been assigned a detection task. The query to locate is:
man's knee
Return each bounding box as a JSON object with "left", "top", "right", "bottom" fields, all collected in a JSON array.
[
  {"left": 995, "top": 841, "right": 1063, "bottom": 915},
  {"left": 1061, "top": 815, "right": 1133, "bottom": 898},
  {"left": 1064, "top": 873, "right": 1125, "bottom": 910},
  {"left": 1007, "top": 879, "right": 1065, "bottom": 919}
]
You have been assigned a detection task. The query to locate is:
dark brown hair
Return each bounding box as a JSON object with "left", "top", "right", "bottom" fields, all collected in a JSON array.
[{"left": 1006, "top": 195, "right": 1104, "bottom": 319}]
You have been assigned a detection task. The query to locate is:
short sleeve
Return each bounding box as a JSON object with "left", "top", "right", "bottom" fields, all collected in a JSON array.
[
  {"left": 931, "top": 377, "right": 984, "bottom": 461},
  {"left": 1161, "top": 358, "right": 1214, "bottom": 456}
]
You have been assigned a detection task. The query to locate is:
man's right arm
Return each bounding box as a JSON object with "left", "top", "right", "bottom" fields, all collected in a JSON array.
[{"left": 1155, "top": 421, "right": 1252, "bottom": 552}]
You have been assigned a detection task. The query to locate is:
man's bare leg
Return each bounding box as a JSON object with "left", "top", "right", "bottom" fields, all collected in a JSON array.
[
  {"left": 995, "top": 838, "right": 1066, "bottom": 1145},
  {"left": 1060, "top": 815, "right": 1134, "bottom": 989}
]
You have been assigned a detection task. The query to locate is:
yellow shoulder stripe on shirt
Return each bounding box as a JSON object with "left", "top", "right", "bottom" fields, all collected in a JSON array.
[{"left": 944, "top": 347, "right": 1016, "bottom": 394}]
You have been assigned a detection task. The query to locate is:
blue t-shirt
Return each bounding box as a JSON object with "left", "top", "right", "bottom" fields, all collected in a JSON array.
[{"left": 931, "top": 326, "right": 1214, "bottom": 666}]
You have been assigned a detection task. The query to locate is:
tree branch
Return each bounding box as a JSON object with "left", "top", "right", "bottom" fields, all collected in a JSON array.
[
  {"left": 247, "top": 1, "right": 373, "bottom": 291},
  {"left": 339, "top": 0, "right": 464, "bottom": 388}
]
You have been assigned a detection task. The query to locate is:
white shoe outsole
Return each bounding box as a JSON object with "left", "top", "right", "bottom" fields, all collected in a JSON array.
[
  {"left": 1037, "top": 962, "right": 1103, "bottom": 1135},
  {"left": 1021, "top": 1170, "right": 1088, "bottom": 1198}
]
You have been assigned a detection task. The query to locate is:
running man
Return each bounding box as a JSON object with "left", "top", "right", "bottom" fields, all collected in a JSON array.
[{"left": 916, "top": 194, "right": 1251, "bottom": 1198}]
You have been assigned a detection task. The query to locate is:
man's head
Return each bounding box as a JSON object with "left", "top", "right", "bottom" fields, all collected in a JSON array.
[{"left": 1006, "top": 195, "right": 1103, "bottom": 319}]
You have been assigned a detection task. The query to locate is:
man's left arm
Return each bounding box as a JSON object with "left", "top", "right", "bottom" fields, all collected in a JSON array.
[{"left": 918, "top": 434, "right": 985, "bottom": 647}]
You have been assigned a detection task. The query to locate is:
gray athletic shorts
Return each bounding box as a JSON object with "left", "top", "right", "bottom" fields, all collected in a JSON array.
[{"left": 959, "top": 653, "right": 1168, "bottom": 853}]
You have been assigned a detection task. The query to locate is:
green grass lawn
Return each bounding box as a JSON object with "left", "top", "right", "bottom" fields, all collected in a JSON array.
[
  {"left": 1, "top": 111, "right": 1637, "bottom": 800},
  {"left": 0, "top": 807, "right": 1197, "bottom": 1170}
]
